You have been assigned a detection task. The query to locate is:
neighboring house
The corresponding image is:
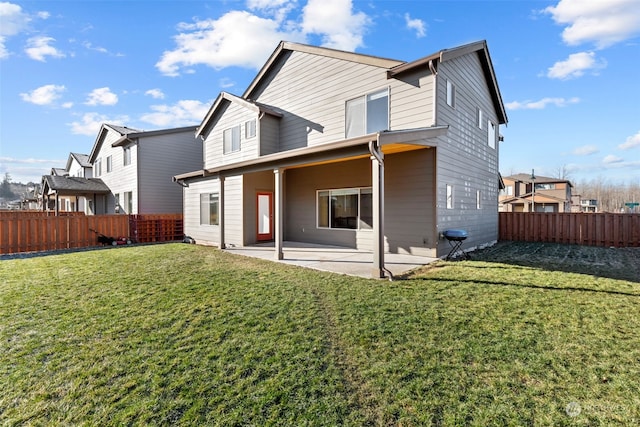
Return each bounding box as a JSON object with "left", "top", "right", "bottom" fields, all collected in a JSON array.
[
  {"left": 42, "top": 153, "right": 107, "bottom": 214},
  {"left": 500, "top": 173, "right": 573, "bottom": 212},
  {"left": 174, "top": 40, "right": 508, "bottom": 277},
  {"left": 88, "top": 123, "right": 202, "bottom": 214},
  {"left": 41, "top": 174, "right": 110, "bottom": 214}
]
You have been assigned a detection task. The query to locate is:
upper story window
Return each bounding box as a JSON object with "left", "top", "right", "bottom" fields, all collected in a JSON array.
[
  {"left": 123, "top": 147, "right": 131, "bottom": 166},
  {"left": 245, "top": 119, "right": 256, "bottom": 139},
  {"left": 535, "top": 183, "right": 556, "bottom": 190},
  {"left": 487, "top": 120, "right": 496, "bottom": 149},
  {"left": 446, "top": 80, "right": 456, "bottom": 108},
  {"left": 446, "top": 184, "right": 454, "bottom": 209},
  {"left": 106, "top": 155, "right": 112, "bottom": 173},
  {"left": 94, "top": 158, "right": 102, "bottom": 177},
  {"left": 224, "top": 125, "right": 241, "bottom": 154},
  {"left": 476, "top": 107, "right": 483, "bottom": 129},
  {"left": 345, "top": 88, "right": 389, "bottom": 139}
]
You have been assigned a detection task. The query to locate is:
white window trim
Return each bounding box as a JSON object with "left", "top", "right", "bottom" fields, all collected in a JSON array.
[
  {"left": 200, "top": 193, "right": 219, "bottom": 225},
  {"left": 316, "top": 187, "right": 373, "bottom": 231},
  {"left": 446, "top": 80, "right": 456, "bottom": 108},
  {"left": 446, "top": 184, "right": 454, "bottom": 209},
  {"left": 223, "top": 125, "right": 242, "bottom": 154},
  {"left": 345, "top": 87, "right": 390, "bottom": 139}
]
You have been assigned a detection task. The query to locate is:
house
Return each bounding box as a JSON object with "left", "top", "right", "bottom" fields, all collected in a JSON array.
[
  {"left": 499, "top": 173, "right": 573, "bottom": 212},
  {"left": 41, "top": 152, "right": 109, "bottom": 214},
  {"left": 88, "top": 123, "right": 202, "bottom": 214},
  {"left": 174, "top": 40, "right": 508, "bottom": 277}
]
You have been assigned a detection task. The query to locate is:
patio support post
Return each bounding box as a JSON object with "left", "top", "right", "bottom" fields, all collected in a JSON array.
[
  {"left": 219, "top": 176, "right": 226, "bottom": 249},
  {"left": 370, "top": 139, "right": 386, "bottom": 279},
  {"left": 55, "top": 192, "right": 60, "bottom": 216},
  {"left": 274, "top": 168, "right": 284, "bottom": 260}
]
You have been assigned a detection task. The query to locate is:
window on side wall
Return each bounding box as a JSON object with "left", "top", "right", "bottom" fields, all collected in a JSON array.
[
  {"left": 245, "top": 119, "right": 256, "bottom": 139},
  {"left": 224, "top": 125, "right": 241, "bottom": 154},
  {"left": 106, "top": 155, "right": 112, "bottom": 173},
  {"left": 200, "top": 193, "right": 219, "bottom": 225},
  {"left": 317, "top": 188, "right": 373, "bottom": 230},
  {"left": 446, "top": 80, "right": 456, "bottom": 108},
  {"left": 124, "top": 147, "right": 131, "bottom": 166},
  {"left": 488, "top": 120, "right": 496, "bottom": 149},
  {"left": 345, "top": 88, "right": 389, "bottom": 139},
  {"left": 94, "top": 158, "right": 102, "bottom": 177},
  {"left": 446, "top": 184, "right": 454, "bottom": 209},
  {"left": 477, "top": 190, "right": 481, "bottom": 209},
  {"left": 124, "top": 191, "right": 133, "bottom": 214},
  {"left": 476, "top": 108, "right": 483, "bottom": 129}
]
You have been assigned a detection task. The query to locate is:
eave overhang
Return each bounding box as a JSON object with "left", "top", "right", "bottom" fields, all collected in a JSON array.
[{"left": 174, "top": 126, "right": 448, "bottom": 183}]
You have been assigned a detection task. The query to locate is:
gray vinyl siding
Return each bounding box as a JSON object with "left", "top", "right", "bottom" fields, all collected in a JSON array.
[
  {"left": 433, "top": 53, "right": 500, "bottom": 255},
  {"left": 181, "top": 176, "right": 244, "bottom": 247},
  {"left": 252, "top": 51, "right": 395, "bottom": 151},
  {"left": 204, "top": 103, "right": 259, "bottom": 169},
  {"left": 389, "top": 70, "right": 435, "bottom": 129},
  {"left": 285, "top": 159, "right": 371, "bottom": 248},
  {"left": 138, "top": 129, "right": 202, "bottom": 213},
  {"left": 259, "top": 115, "right": 280, "bottom": 156},
  {"left": 284, "top": 150, "right": 436, "bottom": 256},
  {"left": 242, "top": 170, "right": 275, "bottom": 245},
  {"left": 224, "top": 176, "right": 244, "bottom": 246},
  {"left": 183, "top": 178, "right": 219, "bottom": 246},
  {"left": 384, "top": 149, "right": 437, "bottom": 257},
  {"left": 93, "top": 128, "right": 138, "bottom": 214}
]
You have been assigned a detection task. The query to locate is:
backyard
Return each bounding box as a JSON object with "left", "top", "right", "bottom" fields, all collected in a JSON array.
[{"left": 1, "top": 242, "right": 638, "bottom": 425}]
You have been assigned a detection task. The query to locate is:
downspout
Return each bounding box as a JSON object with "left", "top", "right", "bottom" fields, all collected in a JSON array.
[
  {"left": 369, "top": 137, "right": 393, "bottom": 280},
  {"left": 428, "top": 59, "right": 438, "bottom": 126}
]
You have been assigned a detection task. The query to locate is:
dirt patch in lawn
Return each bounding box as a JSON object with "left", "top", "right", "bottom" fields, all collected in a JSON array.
[{"left": 471, "top": 241, "right": 640, "bottom": 283}]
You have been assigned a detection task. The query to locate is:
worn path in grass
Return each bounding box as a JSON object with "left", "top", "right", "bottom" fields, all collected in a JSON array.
[{"left": 1, "top": 243, "right": 639, "bottom": 425}]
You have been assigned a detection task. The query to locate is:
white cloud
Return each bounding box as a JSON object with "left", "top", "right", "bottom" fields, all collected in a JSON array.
[
  {"left": 405, "top": 13, "right": 426, "bottom": 38},
  {"left": 618, "top": 130, "right": 640, "bottom": 150},
  {"left": 156, "top": 11, "right": 295, "bottom": 76},
  {"left": 145, "top": 88, "right": 165, "bottom": 99},
  {"left": 247, "top": 0, "right": 296, "bottom": 22},
  {"left": 219, "top": 77, "right": 235, "bottom": 88},
  {"left": 140, "top": 100, "right": 210, "bottom": 127},
  {"left": 547, "top": 51, "right": 606, "bottom": 79},
  {"left": 20, "top": 84, "right": 65, "bottom": 105},
  {"left": 544, "top": 0, "right": 640, "bottom": 48},
  {"left": 301, "top": 0, "right": 369, "bottom": 50},
  {"left": 573, "top": 145, "right": 598, "bottom": 156},
  {"left": 506, "top": 97, "right": 580, "bottom": 110},
  {"left": 156, "top": 0, "right": 370, "bottom": 76},
  {"left": 68, "top": 112, "right": 130, "bottom": 136},
  {"left": 85, "top": 87, "right": 118, "bottom": 106},
  {"left": 25, "top": 35, "right": 65, "bottom": 61},
  {"left": 0, "top": 2, "right": 27, "bottom": 58},
  {"left": 603, "top": 154, "right": 624, "bottom": 164}
]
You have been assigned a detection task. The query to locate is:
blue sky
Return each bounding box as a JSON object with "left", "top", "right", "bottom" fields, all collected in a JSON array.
[{"left": 1, "top": 0, "right": 639, "bottom": 185}]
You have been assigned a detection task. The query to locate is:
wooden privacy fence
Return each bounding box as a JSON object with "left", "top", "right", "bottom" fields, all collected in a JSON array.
[
  {"left": 0, "top": 213, "right": 184, "bottom": 255},
  {"left": 499, "top": 212, "right": 640, "bottom": 248}
]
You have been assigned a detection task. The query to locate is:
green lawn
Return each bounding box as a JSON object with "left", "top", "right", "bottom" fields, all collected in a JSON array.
[{"left": 1, "top": 243, "right": 639, "bottom": 426}]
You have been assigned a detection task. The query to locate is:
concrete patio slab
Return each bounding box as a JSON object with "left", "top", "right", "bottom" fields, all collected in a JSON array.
[{"left": 223, "top": 241, "right": 438, "bottom": 279}]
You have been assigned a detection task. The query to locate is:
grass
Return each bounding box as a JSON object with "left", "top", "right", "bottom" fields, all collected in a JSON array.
[{"left": 1, "top": 243, "right": 639, "bottom": 425}]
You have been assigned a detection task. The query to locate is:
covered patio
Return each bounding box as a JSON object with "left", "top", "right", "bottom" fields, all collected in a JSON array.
[{"left": 223, "top": 241, "right": 438, "bottom": 279}]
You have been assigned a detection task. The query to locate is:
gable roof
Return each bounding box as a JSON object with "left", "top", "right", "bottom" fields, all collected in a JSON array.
[
  {"left": 42, "top": 175, "right": 110, "bottom": 194},
  {"left": 51, "top": 167, "right": 68, "bottom": 176},
  {"left": 387, "top": 40, "right": 507, "bottom": 125},
  {"left": 89, "top": 123, "right": 141, "bottom": 163},
  {"left": 505, "top": 173, "right": 573, "bottom": 187},
  {"left": 66, "top": 152, "right": 91, "bottom": 171},
  {"left": 112, "top": 125, "right": 199, "bottom": 147},
  {"left": 243, "top": 41, "right": 405, "bottom": 100},
  {"left": 196, "top": 92, "right": 283, "bottom": 139}
]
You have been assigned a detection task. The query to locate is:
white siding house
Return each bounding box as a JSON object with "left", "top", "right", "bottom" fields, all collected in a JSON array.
[
  {"left": 89, "top": 124, "right": 202, "bottom": 214},
  {"left": 175, "top": 40, "right": 507, "bottom": 277}
]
